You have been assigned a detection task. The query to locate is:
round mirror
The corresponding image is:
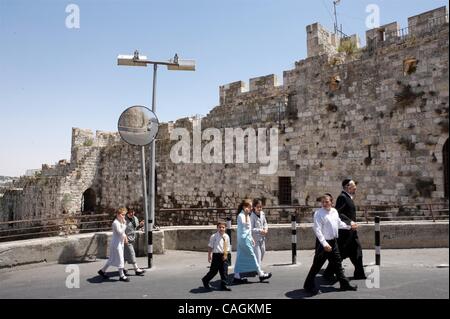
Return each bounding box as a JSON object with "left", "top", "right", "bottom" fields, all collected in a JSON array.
[{"left": 118, "top": 105, "right": 159, "bottom": 146}]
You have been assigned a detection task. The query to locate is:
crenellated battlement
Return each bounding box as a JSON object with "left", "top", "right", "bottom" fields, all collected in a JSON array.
[
  {"left": 249, "top": 74, "right": 280, "bottom": 91},
  {"left": 219, "top": 75, "right": 284, "bottom": 106},
  {"left": 219, "top": 81, "right": 248, "bottom": 105},
  {"left": 71, "top": 128, "right": 120, "bottom": 149},
  {"left": 217, "top": 6, "right": 448, "bottom": 107},
  {"left": 306, "top": 22, "right": 339, "bottom": 58},
  {"left": 408, "top": 6, "right": 448, "bottom": 34}
]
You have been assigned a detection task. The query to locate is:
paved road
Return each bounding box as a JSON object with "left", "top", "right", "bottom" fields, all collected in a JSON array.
[{"left": 0, "top": 249, "right": 448, "bottom": 299}]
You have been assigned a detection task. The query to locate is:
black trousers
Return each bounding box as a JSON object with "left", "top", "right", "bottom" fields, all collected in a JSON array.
[
  {"left": 202, "top": 253, "right": 229, "bottom": 287},
  {"left": 324, "top": 230, "right": 365, "bottom": 277},
  {"left": 304, "top": 239, "right": 351, "bottom": 289}
]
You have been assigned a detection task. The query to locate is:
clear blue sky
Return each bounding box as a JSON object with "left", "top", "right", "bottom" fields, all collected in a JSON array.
[{"left": 0, "top": 0, "right": 448, "bottom": 177}]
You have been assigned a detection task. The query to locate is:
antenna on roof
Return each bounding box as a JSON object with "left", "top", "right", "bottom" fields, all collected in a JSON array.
[{"left": 333, "top": 0, "right": 341, "bottom": 36}]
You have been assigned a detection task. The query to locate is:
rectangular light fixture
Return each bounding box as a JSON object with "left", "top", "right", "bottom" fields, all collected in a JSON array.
[
  {"left": 167, "top": 59, "right": 196, "bottom": 71},
  {"left": 117, "top": 54, "right": 148, "bottom": 67}
]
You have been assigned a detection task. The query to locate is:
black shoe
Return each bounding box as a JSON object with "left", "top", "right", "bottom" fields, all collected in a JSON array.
[
  {"left": 221, "top": 286, "right": 232, "bottom": 291},
  {"left": 119, "top": 276, "right": 130, "bottom": 282},
  {"left": 232, "top": 278, "right": 248, "bottom": 284},
  {"left": 97, "top": 270, "right": 109, "bottom": 279},
  {"left": 202, "top": 278, "right": 212, "bottom": 290},
  {"left": 259, "top": 272, "right": 272, "bottom": 282},
  {"left": 135, "top": 269, "right": 146, "bottom": 276},
  {"left": 353, "top": 273, "right": 367, "bottom": 280},
  {"left": 340, "top": 284, "right": 358, "bottom": 291}
]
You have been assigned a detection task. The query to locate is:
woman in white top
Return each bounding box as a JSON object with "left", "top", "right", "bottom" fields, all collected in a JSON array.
[
  {"left": 98, "top": 207, "right": 130, "bottom": 282},
  {"left": 303, "top": 194, "right": 357, "bottom": 294},
  {"left": 250, "top": 199, "right": 268, "bottom": 266},
  {"left": 233, "top": 199, "right": 272, "bottom": 283}
]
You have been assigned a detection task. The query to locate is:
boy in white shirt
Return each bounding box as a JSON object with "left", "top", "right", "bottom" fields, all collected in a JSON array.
[
  {"left": 202, "top": 221, "right": 232, "bottom": 291},
  {"left": 303, "top": 194, "right": 358, "bottom": 295}
]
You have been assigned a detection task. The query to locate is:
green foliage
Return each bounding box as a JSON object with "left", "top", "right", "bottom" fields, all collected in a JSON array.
[
  {"left": 338, "top": 39, "right": 359, "bottom": 56},
  {"left": 83, "top": 139, "right": 94, "bottom": 147}
]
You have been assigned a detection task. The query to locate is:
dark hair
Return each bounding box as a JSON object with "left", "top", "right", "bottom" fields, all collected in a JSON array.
[
  {"left": 252, "top": 198, "right": 262, "bottom": 208},
  {"left": 323, "top": 193, "right": 333, "bottom": 201},
  {"left": 342, "top": 179, "right": 352, "bottom": 188},
  {"left": 217, "top": 221, "right": 227, "bottom": 227},
  {"left": 237, "top": 199, "right": 252, "bottom": 215}
]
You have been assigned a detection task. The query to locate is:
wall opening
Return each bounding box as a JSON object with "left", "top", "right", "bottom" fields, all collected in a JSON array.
[
  {"left": 444, "top": 139, "right": 449, "bottom": 198},
  {"left": 377, "top": 28, "right": 385, "bottom": 42},
  {"left": 8, "top": 209, "right": 14, "bottom": 227},
  {"left": 81, "top": 188, "right": 96, "bottom": 213},
  {"left": 278, "top": 177, "right": 292, "bottom": 205}
]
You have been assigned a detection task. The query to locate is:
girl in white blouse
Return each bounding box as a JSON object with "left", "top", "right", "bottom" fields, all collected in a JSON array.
[{"left": 98, "top": 207, "right": 130, "bottom": 282}]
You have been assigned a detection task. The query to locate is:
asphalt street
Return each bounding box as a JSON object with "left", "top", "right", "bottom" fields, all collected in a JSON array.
[{"left": 0, "top": 249, "right": 448, "bottom": 299}]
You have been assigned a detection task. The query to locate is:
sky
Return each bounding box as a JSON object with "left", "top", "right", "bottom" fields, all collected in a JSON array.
[{"left": 0, "top": 0, "right": 448, "bottom": 177}]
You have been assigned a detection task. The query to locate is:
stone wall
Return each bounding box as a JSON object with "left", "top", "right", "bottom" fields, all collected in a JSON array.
[{"left": 0, "top": 7, "right": 448, "bottom": 229}]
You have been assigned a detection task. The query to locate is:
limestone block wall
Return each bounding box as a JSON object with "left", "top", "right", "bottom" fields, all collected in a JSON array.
[
  {"left": 0, "top": 129, "right": 118, "bottom": 232},
  {"left": 1, "top": 7, "right": 448, "bottom": 229}
]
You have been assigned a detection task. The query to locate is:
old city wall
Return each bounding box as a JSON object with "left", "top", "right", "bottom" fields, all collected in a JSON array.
[{"left": 1, "top": 7, "right": 448, "bottom": 228}]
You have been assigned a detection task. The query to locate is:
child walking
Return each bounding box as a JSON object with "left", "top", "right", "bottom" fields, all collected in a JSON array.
[
  {"left": 251, "top": 198, "right": 268, "bottom": 267},
  {"left": 98, "top": 207, "right": 130, "bottom": 282},
  {"left": 233, "top": 199, "right": 272, "bottom": 283},
  {"left": 201, "top": 221, "right": 231, "bottom": 291},
  {"left": 303, "top": 194, "right": 357, "bottom": 294}
]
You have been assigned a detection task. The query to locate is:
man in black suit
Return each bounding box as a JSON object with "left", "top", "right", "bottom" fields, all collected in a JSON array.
[{"left": 323, "top": 179, "right": 366, "bottom": 280}]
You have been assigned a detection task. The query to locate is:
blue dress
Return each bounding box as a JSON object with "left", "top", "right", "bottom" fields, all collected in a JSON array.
[{"left": 234, "top": 211, "right": 260, "bottom": 274}]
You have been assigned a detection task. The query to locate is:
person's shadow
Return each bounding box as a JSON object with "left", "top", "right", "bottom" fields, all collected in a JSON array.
[
  {"left": 86, "top": 271, "right": 120, "bottom": 284},
  {"left": 189, "top": 275, "right": 235, "bottom": 294},
  {"left": 286, "top": 275, "right": 339, "bottom": 299}
]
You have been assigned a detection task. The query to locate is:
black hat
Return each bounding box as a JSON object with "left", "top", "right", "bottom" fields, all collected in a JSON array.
[{"left": 342, "top": 179, "right": 352, "bottom": 188}]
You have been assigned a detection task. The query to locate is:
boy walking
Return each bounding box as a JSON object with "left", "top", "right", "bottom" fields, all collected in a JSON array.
[
  {"left": 202, "top": 221, "right": 232, "bottom": 291},
  {"left": 303, "top": 194, "right": 358, "bottom": 295}
]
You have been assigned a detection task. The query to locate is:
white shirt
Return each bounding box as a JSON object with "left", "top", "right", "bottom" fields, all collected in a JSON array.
[
  {"left": 250, "top": 211, "right": 268, "bottom": 242},
  {"left": 343, "top": 191, "right": 353, "bottom": 200},
  {"left": 313, "top": 207, "right": 351, "bottom": 247},
  {"left": 208, "top": 232, "right": 231, "bottom": 253}
]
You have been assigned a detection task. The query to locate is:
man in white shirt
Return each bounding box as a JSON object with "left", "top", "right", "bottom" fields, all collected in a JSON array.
[{"left": 303, "top": 194, "right": 358, "bottom": 295}]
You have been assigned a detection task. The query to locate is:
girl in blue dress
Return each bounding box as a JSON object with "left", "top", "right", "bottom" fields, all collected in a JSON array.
[{"left": 233, "top": 199, "right": 272, "bottom": 283}]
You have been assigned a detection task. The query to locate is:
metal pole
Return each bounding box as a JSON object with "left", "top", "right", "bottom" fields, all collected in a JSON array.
[
  {"left": 333, "top": 1, "right": 338, "bottom": 34},
  {"left": 140, "top": 146, "right": 149, "bottom": 262},
  {"left": 147, "top": 63, "right": 158, "bottom": 268},
  {"left": 291, "top": 214, "right": 297, "bottom": 264},
  {"left": 375, "top": 216, "right": 380, "bottom": 266},
  {"left": 226, "top": 216, "right": 232, "bottom": 265}
]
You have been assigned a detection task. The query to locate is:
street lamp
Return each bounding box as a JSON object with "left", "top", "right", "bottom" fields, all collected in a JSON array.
[{"left": 117, "top": 50, "right": 195, "bottom": 268}]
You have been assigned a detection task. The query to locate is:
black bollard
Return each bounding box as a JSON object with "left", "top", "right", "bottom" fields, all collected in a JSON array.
[
  {"left": 291, "top": 214, "right": 297, "bottom": 264},
  {"left": 375, "top": 216, "right": 380, "bottom": 266},
  {"left": 226, "top": 216, "right": 232, "bottom": 265}
]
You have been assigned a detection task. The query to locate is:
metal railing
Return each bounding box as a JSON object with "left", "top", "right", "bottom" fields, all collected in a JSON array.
[
  {"left": 0, "top": 213, "right": 111, "bottom": 242},
  {"left": 367, "top": 14, "right": 448, "bottom": 52},
  {"left": 155, "top": 202, "right": 448, "bottom": 225},
  {"left": 0, "top": 202, "right": 447, "bottom": 242}
]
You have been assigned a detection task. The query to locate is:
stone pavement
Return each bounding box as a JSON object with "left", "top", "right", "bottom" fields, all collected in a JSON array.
[{"left": 0, "top": 249, "right": 448, "bottom": 299}]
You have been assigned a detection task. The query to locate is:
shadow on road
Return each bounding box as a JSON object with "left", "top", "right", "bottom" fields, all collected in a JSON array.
[
  {"left": 285, "top": 289, "right": 312, "bottom": 299},
  {"left": 86, "top": 271, "right": 120, "bottom": 284},
  {"left": 189, "top": 287, "right": 214, "bottom": 294}
]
